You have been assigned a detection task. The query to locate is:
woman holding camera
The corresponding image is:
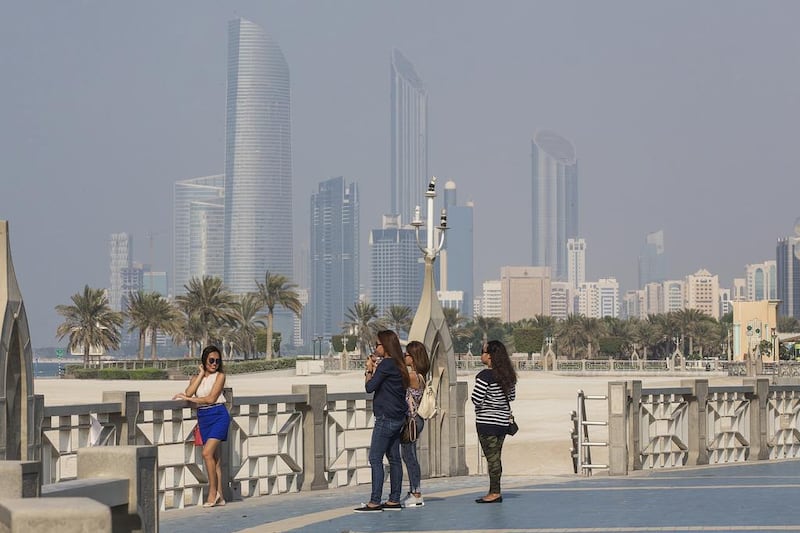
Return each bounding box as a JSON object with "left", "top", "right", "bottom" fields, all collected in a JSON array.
[{"left": 354, "top": 330, "right": 409, "bottom": 513}]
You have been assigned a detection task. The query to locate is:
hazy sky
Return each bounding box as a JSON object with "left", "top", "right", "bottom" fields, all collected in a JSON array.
[{"left": 2, "top": 1, "right": 799, "bottom": 347}]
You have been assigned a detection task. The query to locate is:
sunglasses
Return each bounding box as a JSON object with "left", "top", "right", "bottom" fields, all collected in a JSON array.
[{"left": 207, "top": 358, "right": 219, "bottom": 365}]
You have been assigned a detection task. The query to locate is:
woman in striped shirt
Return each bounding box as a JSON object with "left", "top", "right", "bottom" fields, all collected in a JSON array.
[{"left": 471, "top": 340, "right": 517, "bottom": 504}]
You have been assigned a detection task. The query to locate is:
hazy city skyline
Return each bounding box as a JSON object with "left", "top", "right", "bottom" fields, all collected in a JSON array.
[{"left": 2, "top": 1, "right": 799, "bottom": 345}]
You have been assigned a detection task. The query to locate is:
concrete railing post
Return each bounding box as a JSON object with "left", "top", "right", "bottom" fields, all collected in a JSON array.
[
  {"left": 628, "top": 380, "right": 642, "bottom": 471},
  {"left": 102, "top": 391, "right": 140, "bottom": 445},
  {"left": 292, "top": 384, "right": 329, "bottom": 491},
  {"left": 77, "top": 445, "right": 158, "bottom": 533},
  {"left": 0, "top": 461, "right": 40, "bottom": 498},
  {"left": 681, "top": 379, "right": 708, "bottom": 466},
  {"left": 608, "top": 381, "right": 628, "bottom": 476},
  {"left": 746, "top": 378, "right": 770, "bottom": 461}
]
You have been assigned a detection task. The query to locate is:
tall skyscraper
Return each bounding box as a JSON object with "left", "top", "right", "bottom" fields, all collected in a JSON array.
[
  {"left": 566, "top": 238, "right": 586, "bottom": 290},
  {"left": 776, "top": 219, "right": 800, "bottom": 318},
  {"left": 441, "top": 180, "right": 474, "bottom": 317},
  {"left": 310, "top": 177, "right": 360, "bottom": 339},
  {"left": 224, "top": 18, "right": 293, "bottom": 293},
  {"left": 369, "top": 215, "right": 423, "bottom": 314},
  {"left": 745, "top": 260, "right": 777, "bottom": 301},
  {"left": 531, "top": 130, "right": 578, "bottom": 281},
  {"left": 390, "top": 49, "right": 428, "bottom": 226},
  {"left": 638, "top": 230, "right": 667, "bottom": 288},
  {"left": 109, "top": 233, "right": 133, "bottom": 311},
  {"left": 173, "top": 174, "right": 224, "bottom": 295}
]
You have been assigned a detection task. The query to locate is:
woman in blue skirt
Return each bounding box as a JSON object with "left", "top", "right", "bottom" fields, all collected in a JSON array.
[{"left": 173, "top": 345, "right": 230, "bottom": 507}]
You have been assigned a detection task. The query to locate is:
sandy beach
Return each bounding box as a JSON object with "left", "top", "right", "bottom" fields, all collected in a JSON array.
[{"left": 34, "top": 370, "right": 740, "bottom": 477}]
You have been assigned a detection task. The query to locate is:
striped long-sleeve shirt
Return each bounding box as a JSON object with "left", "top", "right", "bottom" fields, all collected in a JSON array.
[{"left": 471, "top": 368, "right": 516, "bottom": 436}]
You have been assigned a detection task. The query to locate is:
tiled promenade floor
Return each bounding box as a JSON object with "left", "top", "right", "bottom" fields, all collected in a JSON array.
[{"left": 161, "top": 460, "right": 800, "bottom": 532}]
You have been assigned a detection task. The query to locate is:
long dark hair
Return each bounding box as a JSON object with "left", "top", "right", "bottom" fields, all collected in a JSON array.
[
  {"left": 377, "top": 330, "right": 409, "bottom": 388},
  {"left": 201, "top": 345, "right": 224, "bottom": 372},
  {"left": 485, "top": 340, "right": 516, "bottom": 397},
  {"left": 406, "top": 340, "right": 430, "bottom": 376}
]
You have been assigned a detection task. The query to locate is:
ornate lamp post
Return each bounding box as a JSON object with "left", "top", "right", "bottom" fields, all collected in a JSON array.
[{"left": 407, "top": 176, "right": 468, "bottom": 477}]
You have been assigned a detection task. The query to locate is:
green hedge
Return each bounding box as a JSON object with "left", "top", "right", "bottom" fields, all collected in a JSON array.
[
  {"left": 181, "top": 358, "right": 297, "bottom": 376},
  {"left": 67, "top": 367, "right": 168, "bottom": 380}
]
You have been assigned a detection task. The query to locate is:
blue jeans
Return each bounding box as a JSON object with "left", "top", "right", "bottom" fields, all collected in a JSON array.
[
  {"left": 368, "top": 415, "right": 405, "bottom": 505},
  {"left": 400, "top": 415, "right": 425, "bottom": 493}
]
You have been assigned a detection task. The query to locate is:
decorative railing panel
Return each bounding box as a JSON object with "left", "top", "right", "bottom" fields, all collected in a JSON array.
[
  {"left": 767, "top": 387, "right": 800, "bottom": 459},
  {"left": 706, "top": 388, "right": 750, "bottom": 464},
  {"left": 637, "top": 391, "right": 689, "bottom": 468}
]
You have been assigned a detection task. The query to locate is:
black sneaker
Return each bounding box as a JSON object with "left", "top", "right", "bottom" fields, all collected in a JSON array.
[{"left": 354, "top": 504, "right": 383, "bottom": 513}]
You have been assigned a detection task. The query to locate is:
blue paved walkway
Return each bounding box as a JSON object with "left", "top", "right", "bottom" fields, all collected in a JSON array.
[{"left": 161, "top": 460, "right": 800, "bottom": 532}]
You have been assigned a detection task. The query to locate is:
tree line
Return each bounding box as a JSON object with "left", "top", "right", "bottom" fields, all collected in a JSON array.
[{"left": 55, "top": 272, "right": 302, "bottom": 366}]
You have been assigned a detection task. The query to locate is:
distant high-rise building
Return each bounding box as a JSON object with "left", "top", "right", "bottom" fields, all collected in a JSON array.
[
  {"left": 441, "top": 180, "right": 474, "bottom": 317},
  {"left": 369, "top": 215, "right": 423, "bottom": 315},
  {"left": 566, "top": 238, "right": 586, "bottom": 290},
  {"left": 173, "top": 174, "right": 224, "bottom": 295},
  {"left": 143, "top": 271, "right": 169, "bottom": 297},
  {"left": 500, "top": 266, "right": 551, "bottom": 322},
  {"left": 638, "top": 230, "right": 667, "bottom": 288},
  {"left": 732, "top": 278, "right": 746, "bottom": 300},
  {"left": 224, "top": 18, "right": 293, "bottom": 294},
  {"left": 310, "top": 177, "right": 360, "bottom": 340},
  {"left": 109, "top": 233, "right": 133, "bottom": 311},
  {"left": 663, "top": 280, "right": 686, "bottom": 313},
  {"left": 685, "top": 269, "right": 720, "bottom": 319},
  {"left": 480, "top": 280, "right": 502, "bottom": 319},
  {"left": 643, "top": 282, "right": 664, "bottom": 316},
  {"left": 550, "top": 281, "right": 570, "bottom": 320},
  {"left": 390, "top": 49, "right": 428, "bottom": 226},
  {"left": 777, "top": 219, "right": 800, "bottom": 318},
  {"left": 622, "top": 289, "right": 645, "bottom": 320},
  {"left": 531, "top": 130, "right": 578, "bottom": 281},
  {"left": 746, "top": 260, "right": 777, "bottom": 301},
  {"left": 578, "top": 278, "right": 619, "bottom": 319},
  {"left": 719, "top": 288, "right": 733, "bottom": 317}
]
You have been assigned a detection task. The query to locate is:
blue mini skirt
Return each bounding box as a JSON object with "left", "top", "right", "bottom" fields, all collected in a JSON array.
[{"left": 197, "top": 403, "right": 230, "bottom": 443}]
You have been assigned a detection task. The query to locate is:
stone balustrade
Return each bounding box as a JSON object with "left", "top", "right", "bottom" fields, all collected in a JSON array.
[
  {"left": 32, "top": 384, "right": 387, "bottom": 510},
  {"left": 607, "top": 378, "right": 800, "bottom": 475}
]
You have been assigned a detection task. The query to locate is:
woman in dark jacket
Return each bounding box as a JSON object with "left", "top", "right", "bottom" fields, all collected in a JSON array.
[
  {"left": 354, "top": 330, "right": 410, "bottom": 512},
  {"left": 471, "top": 339, "right": 517, "bottom": 504}
]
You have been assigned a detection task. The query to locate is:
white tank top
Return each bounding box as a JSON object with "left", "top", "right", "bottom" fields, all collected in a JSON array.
[{"left": 196, "top": 373, "right": 225, "bottom": 405}]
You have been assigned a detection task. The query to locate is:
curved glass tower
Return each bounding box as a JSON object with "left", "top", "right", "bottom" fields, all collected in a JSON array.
[
  {"left": 531, "top": 130, "right": 578, "bottom": 281},
  {"left": 390, "top": 49, "right": 428, "bottom": 226},
  {"left": 224, "top": 18, "right": 293, "bottom": 293}
]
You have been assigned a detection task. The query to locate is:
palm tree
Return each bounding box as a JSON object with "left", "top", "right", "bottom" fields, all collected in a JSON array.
[
  {"left": 125, "top": 291, "right": 181, "bottom": 360},
  {"left": 579, "top": 316, "right": 606, "bottom": 359},
  {"left": 556, "top": 314, "right": 584, "bottom": 359},
  {"left": 227, "top": 292, "right": 266, "bottom": 359},
  {"left": 175, "top": 276, "right": 236, "bottom": 354},
  {"left": 125, "top": 291, "right": 150, "bottom": 360},
  {"left": 56, "top": 285, "right": 124, "bottom": 367},
  {"left": 473, "top": 315, "right": 502, "bottom": 346},
  {"left": 674, "top": 308, "right": 709, "bottom": 356},
  {"left": 255, "top": 271, "right": 303, "bottom": 359},
  {"left": 345, "top": 301, "right": 382, "bottom": 356},
  {"left": 383, "top": 305, "right": 413, "bottom": 338}
]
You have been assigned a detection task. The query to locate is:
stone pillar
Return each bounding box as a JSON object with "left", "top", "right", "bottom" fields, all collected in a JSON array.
[
  {"left": 292, "top": 384, "right": 329, "bottom": 491},
  {"left": 745, "top": 378, "right": 770, "bottom": 461},
  {"left": 0, "top": 498, "right": 111, "bottom": 533},
  {"left": 102, "top": 391, "right": 140, "bottom": 445},
  {"left": 681, "top": 379, "right": 709, "bottom": 466},
  {"left": 77, "top": 445, "right": 158, "bottom": 533},
  {"left": 608, "top": 381, "right": 628, "bottom": 476},
  {"left": 628, "top": 380, "right": 642, "bottom": 471},
  {"left": 0, "top": 461, "right": 40, "bottom": 498}
]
